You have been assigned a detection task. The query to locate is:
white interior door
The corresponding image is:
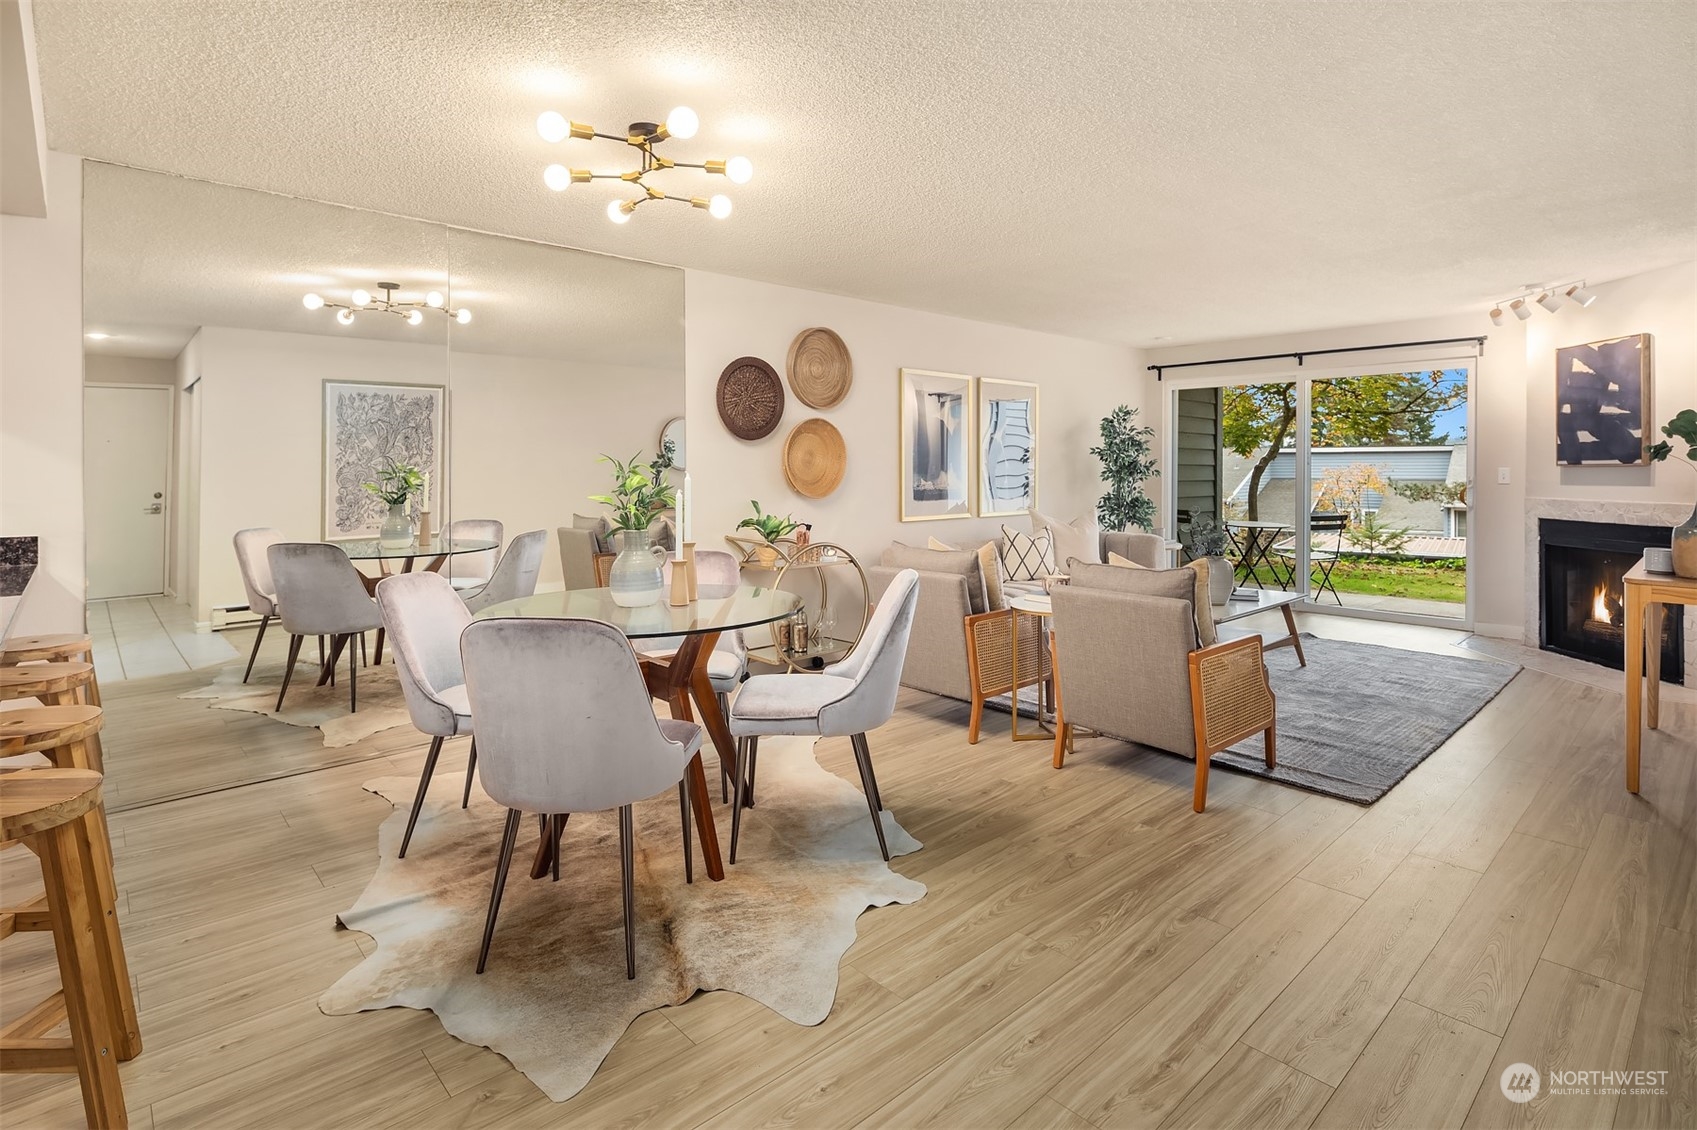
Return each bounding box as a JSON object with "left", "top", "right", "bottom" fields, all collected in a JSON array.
[{"left": 85, "top": 385, "right": 172, "bottom": 599}]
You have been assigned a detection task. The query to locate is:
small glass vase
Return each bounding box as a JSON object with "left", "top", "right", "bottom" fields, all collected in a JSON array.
[
  {"left": 1673, "top": 496, "right": 1697, "bottom": 579},
  {"left": 608, "top": 528, "right": 667, "bottom": 607},
  {"left": 378, "top": 501, "right": 415, "bottom": 550}
]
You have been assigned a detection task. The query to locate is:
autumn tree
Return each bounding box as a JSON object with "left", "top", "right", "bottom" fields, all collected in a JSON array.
[{"left": 1222, "top": 370, "right": 1465, "bottom": 519}]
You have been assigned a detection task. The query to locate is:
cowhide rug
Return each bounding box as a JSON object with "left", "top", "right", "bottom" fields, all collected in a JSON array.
[
  {"left": 178, "top": 655, "right": 411, "bottom": 747},
  {"left": 319, "top": 735, "right": 926, "bottom": 1101}
]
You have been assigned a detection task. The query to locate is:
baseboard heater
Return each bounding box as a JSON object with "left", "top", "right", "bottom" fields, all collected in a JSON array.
[{"left": 209, "top": 603, "right": 261, "bottom": 631}]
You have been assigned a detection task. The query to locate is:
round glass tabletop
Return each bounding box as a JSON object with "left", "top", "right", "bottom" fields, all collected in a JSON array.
[
  {"left": 335, "top": 537, "right": 499, "bottom": 561},
  {"left": 473, "top": 584, "right": 802, "bottom": 640}
]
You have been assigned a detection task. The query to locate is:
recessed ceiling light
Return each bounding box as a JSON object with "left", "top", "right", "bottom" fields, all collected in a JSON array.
[{"left": 85, "top": 332, "right": 110, "bottom": 340}]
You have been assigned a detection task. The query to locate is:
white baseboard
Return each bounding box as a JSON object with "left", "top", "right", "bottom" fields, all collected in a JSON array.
[{"left": 1470, "top": 621, "right": 1521, "bottom": 640}]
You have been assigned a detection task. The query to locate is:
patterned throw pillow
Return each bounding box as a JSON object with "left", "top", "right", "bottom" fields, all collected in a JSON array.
[
  {"left": 999, "top": 525, "right": 1055, "bottom": 581},
  {"left": 930, "top": 536, "right": 1005, "bottom": 612}
]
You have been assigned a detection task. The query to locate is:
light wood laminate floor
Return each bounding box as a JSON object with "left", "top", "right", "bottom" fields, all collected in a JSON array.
[{"left": 2, "top": 616, "right": 1692, "bottom": 1129}]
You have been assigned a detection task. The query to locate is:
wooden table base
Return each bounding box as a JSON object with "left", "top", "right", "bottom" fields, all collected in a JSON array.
[{"left": 527, "top": 630, "right": 732, "bottom": 882}]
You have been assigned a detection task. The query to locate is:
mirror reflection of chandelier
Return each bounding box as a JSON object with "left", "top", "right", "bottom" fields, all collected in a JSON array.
[
  {"left": 535, "top": 105, "right": 753, "bottom": 224},
  {"left": 301, "top": 282, "right": 470, "bottom": 327}
]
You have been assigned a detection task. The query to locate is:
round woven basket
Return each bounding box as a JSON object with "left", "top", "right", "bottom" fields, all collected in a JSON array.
[
  {"left": 782, "top": 418, "right": 847, "bottom": 499},
  {"left": 716, "top": 357, "right": 785, "bottom": 441},
  {"left": 786, "top": 327, "right": 852, "bottom": 409}
]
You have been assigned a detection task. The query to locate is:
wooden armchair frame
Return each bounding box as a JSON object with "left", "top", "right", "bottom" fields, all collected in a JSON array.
[{"left": 963, "top": 608, "right": 1052, "bottom": 744}]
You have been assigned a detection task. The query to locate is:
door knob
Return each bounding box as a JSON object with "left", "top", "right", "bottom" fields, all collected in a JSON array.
[{"left": 144, "top": 503, "right": 163, "bottom": 514}]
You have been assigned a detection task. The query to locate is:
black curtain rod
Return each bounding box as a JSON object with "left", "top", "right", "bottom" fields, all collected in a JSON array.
[{"left": 1149, "top": 335, "right": 1487, "bottom": 380}]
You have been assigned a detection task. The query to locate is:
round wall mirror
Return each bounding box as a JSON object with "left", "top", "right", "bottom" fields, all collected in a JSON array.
[{"left": 659, "top": 416, "right": 686, "bottom": 469}]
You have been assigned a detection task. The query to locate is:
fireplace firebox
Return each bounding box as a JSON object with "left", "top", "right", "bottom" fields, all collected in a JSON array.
[{"left": 1539, "top": 518, "right": 1683, "bottom": 684}]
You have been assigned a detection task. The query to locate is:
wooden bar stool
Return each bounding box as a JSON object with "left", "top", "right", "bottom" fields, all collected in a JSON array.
[
  {"left": 0, "top": 766, "right": 141, "bottom": 1129},
  {"left": 2, "top": 637, "right": 105, "bottom": 770},
  {"left": 1, "top": 661, "right": 97, "bottom": 707},
  {"left": 1, "top": 705, "right": 106, "bottom": 775}
]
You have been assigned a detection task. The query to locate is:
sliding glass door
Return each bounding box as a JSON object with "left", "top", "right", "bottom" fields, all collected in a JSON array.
[{"left": 1168, "top": 362, "right": 1473, "bottom": 627}]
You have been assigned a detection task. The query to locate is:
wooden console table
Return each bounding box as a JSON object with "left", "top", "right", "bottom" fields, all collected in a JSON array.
[{"left": 1623, "top": 559, "right": 1696, "bottom": 792}]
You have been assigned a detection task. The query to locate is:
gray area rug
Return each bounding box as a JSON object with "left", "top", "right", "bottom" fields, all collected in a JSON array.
[
  {"left": 320, "top": 736, "right": 925, "bottom": 1101},
  {"left": 1218, "top": 636, "right": 1520, "bottom": 803}
]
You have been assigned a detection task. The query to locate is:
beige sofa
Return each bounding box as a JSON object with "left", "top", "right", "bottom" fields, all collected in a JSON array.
[{"left": 867, "top": 530, "right": 1165, "bottom": 703}]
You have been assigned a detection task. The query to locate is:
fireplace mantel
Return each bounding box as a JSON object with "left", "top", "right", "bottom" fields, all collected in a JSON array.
[{"left": 1524, "top": 497, "right": 1696, "bottom": 686}]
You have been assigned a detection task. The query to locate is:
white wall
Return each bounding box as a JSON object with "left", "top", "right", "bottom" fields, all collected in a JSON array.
[
  {"left": 0, "top": 149, "right": 82, "bottom": 633},
  {"left": 1143, "top": 260, "right": 1697, "bottom": 637},
  {"left": 683, "top": 271, "right": 1146, "bottom": 565},
  {"left": 185, "top": 325, "right": 679, "bottom": 621},
  {"left": 84, "top": 353, "right": 175, "bottom": 385}
]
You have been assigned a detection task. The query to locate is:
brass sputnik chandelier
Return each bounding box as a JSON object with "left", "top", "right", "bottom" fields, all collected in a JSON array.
[
  {"left": 536, "top": 105, "right": 753, "bottom": 224},
  {"left": 302, "top": 282, "right": 470, "bottom": 327}
]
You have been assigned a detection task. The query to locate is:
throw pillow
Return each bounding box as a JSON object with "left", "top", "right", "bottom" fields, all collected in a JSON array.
[
  {"left": 882, "top": 543, "right": 989, "bottom": 614},
  {"left": 999, "top": 525, "right": 1055, "bottom": 581},
  {"left": 1107, "top": 551, "right": 1148, "bottom": 570},
  {"left": 930, "top": 535, "right": 1005, "bottom": 612},
  {"left": 1031, "top": 509, "right": 1102, "bottom": 567},
  {"left": 1100, "top": 553, "right": 1216, "bottom": 646},
  {"left": 571, "top": 512, "right": 612, "bottom": 553},
  {"left": 1072, "top": 558, "right": 1205, "bottom": 648}
]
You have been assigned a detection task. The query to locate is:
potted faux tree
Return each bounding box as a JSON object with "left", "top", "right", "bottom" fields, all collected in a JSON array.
[
  {"left": 589, "top": 451, "right": 678, "bottom": 606},
  {"left": 1090, "top": 405, "right": 1158, "bottom": 532},
  {"left": 736, "top": 501, "right": 802, "bottom": 567},
  {"left": 364, "top": 458, "right": 425, "bottom": 549},
  {"left": 1185, "top": 515, "right": 1237, "bottom": 604},
  {"left": 1649, "top": 408, "right": 1697, "bottom": 577}
]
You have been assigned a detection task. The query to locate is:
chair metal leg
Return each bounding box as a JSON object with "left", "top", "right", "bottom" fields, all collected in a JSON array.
[
  {"left": 678, "top": 779, "right": 693, "bottom": 884},
  {"left": 275, "top": 634, "right": 304, "bottom": 713},
  {"left": 242, "top": 614, "right": 271, "bottom": 683},
  {"left": 462, "top": 739, "right": 477, "bottom": 808},
  {"left": 318, "top": 634, "right": 348, "bottom": 686},
  {"left": 619, "top": 804, "right": 636, "bottom": 979},
  {"left": 475, "top": 809, "right": 523, "bottom": 973},
  {"left": 551, "top": 814, "right": 564, "bottom": 882},
  {"left": 853, "top": 732, "right": 885, "bottom": 811},
  {"left": 851, "top": 733, "right": 890, "bottom": 861},
  {"left": 399, "top": 735, "right": 445, "bottom": 859},
  {"left": 319, "top": 635, "right": 327, "bottom": 684},
  {"left": 348, "top": 633, "right": 358, "bottom": 712},
  {"left": 746, "top": 738, "right": 759, "bottom": 807},
  {"left": 718, "top": 692, "right": 732, "bottom": 803},
  {"left": 730, "top": 736, "right": 754, "bottom": 863},
  {"left": 360, "top": 632, "right": 368, "bottom": 667}
]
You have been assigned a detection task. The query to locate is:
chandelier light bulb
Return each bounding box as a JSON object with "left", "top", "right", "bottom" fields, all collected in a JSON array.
[
  {"left": 1510, "top": 298, "right": 1531, "bottom": 321},
  {"left": 456, "top": 308, "right": 472, "bottom": 324},
  {"left": 407, "top": 309, "right": 424, "bottom": 325},
  {"left": 709, "top": 194, "right": 732, "bottom": 219},
  {"left": 543, "top": 163, "right": 571, "bottom": 191},
  {"left": 302, "top": 293, "right": 325, "bottom": 310},
  {"left": 665, "top": 106, "right": 699, "bottom": 140},
  {"left": 336, "top": 308, "right": 356, "bottom": 326},
  {"left": 725, "top": 156, "right": 753, "bottom": 184},
  {"left": 351, "top": 288, "right": 372, "bottom": 307},
  {"left": 1536, "top": 290, "right": 1564, "bottom": 314},
  {"left": 537, "top": 110, "right": 568, "bottom": 143},
  {"left": 1566, "top": 283, "right": 1598, "bottom": 307},
  {"left": 1488, "top": 305, "right": 1505, "bottom": 326},
  {"left": 607, "top": 199, "right": 633, "bottom": 224},
  {"left": 426, "top": 291, "right": 445, "bottom": 308}
]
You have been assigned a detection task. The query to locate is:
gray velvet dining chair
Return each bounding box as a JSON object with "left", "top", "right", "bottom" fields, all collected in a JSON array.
[
  {"left": 232, "top": 527, "right": 284, "bottom": 683},
  {"left": 460, "top": 616, "right": 703, "bottom": 977},
  {"left": 727, "top": 568, "right": 920, "bottom": 863},
  {"left": 267, "top": 542, "right": 384, "bottom": 713},
  {"left": 460, "top": 529, "right": 547, "bottom": 614},
  {"left": 375, "top": 571, "right": 477, "bottom": 858},
  {"left": 444, "top": 518, "right": 503, "bottom": 591}
]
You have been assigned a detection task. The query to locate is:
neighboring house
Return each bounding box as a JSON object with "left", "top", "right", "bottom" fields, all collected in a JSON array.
[{"left": 1223, "top": 444, "right": 1469, "bottom": 543}]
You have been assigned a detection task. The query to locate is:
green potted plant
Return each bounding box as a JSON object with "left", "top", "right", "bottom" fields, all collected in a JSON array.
[
  {"left": 589, "top": 451, "right": 678, "bottom": 606},
  {"left": 1090, "top": 405, "right": 1159, "bottom": 532},
  {"left": 737, "top": 501, "right": 801, "bottom": 566},
  {"left": 1184, "top": 515, "right": 1236, "bottom": 604},
  {"left": 1649, "top": 407, "right": 1697, "bottom": 577},
  {"left": 363, "top": 458, "right": 425, "bottom": 549}
]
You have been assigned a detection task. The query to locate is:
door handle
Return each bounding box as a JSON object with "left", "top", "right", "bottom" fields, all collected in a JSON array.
[{"left": 144, "top": 503, "right": 163, "bottom": 514}]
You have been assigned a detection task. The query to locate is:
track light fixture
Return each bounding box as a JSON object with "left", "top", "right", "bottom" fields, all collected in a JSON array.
[
  {"left": 302, "top": 283, "right": 469, "bottom": 327},
  {"left": 535, "top": 104, "right": 751, "bottom": 223},
  {"left": 1487, "top": 280, "right": 1596, "bottom": 323}
]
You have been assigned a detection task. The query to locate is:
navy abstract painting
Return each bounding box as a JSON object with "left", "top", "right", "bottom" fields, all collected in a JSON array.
[{"left": 1555, "top": 334, "right": 1651, "bottom": 466}]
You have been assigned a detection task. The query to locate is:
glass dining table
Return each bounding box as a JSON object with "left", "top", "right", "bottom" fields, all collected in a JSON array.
[
  {"left": 474, "top": 583, "right": 803, "bottom": 883},
  {"left": 335, "top": 536, "right": 499, "bottom": 666}
]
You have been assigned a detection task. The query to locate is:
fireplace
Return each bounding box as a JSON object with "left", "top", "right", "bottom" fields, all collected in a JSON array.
[{"left": 1539, "top": 518, "right": 1683, "bottom": 684}]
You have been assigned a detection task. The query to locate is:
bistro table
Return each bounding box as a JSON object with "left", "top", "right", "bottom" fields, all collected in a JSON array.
[
  {"left": 1226, "top": 520, "right": 1294, "bottom": 588},
  {"left": 474, "top": 583, "right": 803, "bottom": 882}
]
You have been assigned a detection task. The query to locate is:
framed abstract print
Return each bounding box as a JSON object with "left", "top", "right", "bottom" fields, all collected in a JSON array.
[{"left": 898, "top": 369, "right": 974, "bottom": 521}]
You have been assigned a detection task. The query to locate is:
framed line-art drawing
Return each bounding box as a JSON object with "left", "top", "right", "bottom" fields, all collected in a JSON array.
[
  {"left": 1555, "top": 333, "right": 1653, "bottom": 466},
  {"left": 898, "top": 368, "right": 974, "bottom": 521},
  {"left": 977, "top": 378, "right": 1038, "bottom": 517},
  {"left": 322, "top": 380, "right": 444, "bottom": 540}
]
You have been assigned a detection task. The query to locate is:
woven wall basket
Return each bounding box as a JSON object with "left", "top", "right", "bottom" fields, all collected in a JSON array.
[
  {"left": 786, "top": 327, "right": 853, "bottom": 410},
  {"left": 716, "top": 356, "right": 785, "bottom": 441},
  {"left": 782, "top": 418, "right": 847, "bottom": 499}
]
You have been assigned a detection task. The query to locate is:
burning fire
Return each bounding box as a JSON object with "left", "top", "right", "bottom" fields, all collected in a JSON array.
[{"left": 1592, "top": 585, "right": 1611, "bottom": 623}]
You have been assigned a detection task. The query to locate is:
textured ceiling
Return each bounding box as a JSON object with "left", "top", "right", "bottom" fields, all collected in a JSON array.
[
  {"left": 82, "top": 163, "right": 683, "bottom": 366},
  {"left": 37, "top": 0, "right": 1697, "bottom": 346}
]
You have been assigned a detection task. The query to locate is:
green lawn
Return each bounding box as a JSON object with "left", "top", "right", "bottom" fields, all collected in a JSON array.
[{"left": 1243, "top": 558, "right": 1466, "bottom": 603}]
